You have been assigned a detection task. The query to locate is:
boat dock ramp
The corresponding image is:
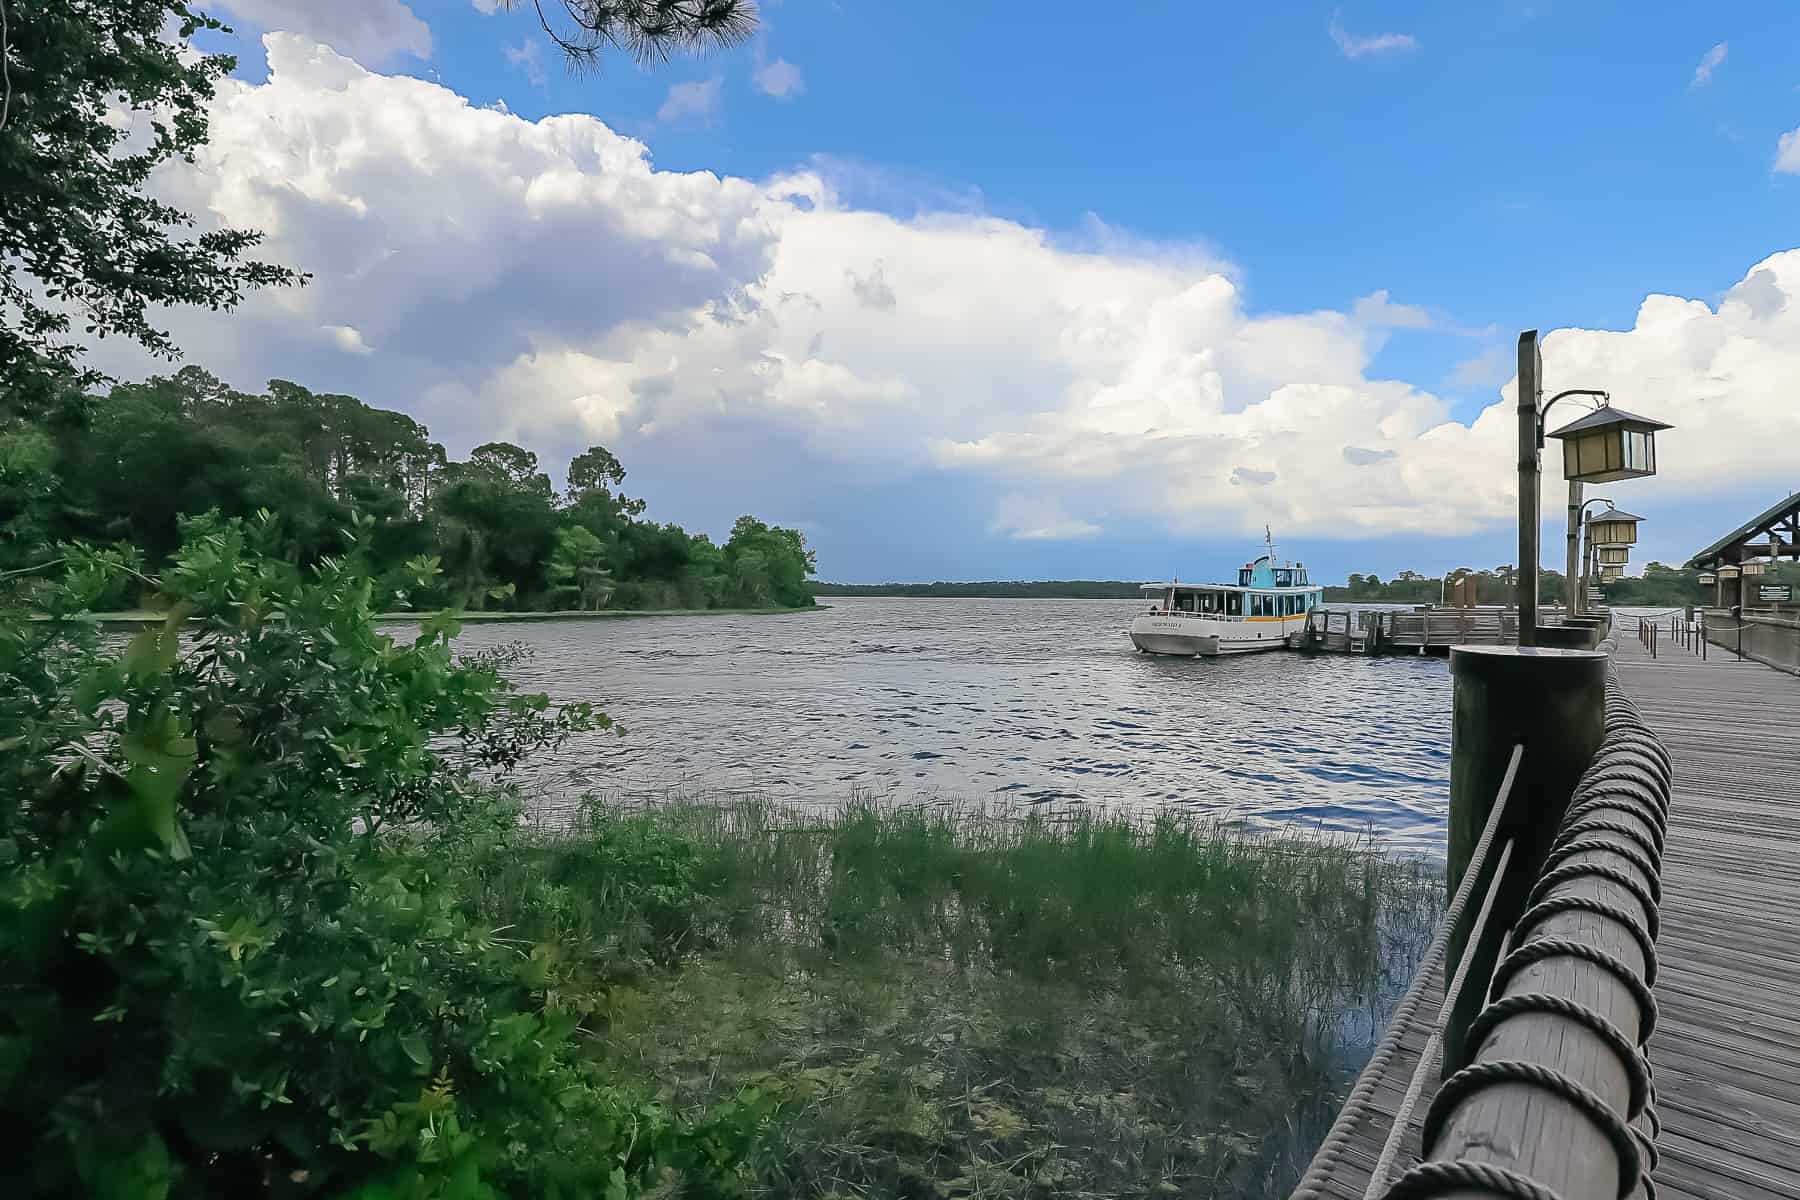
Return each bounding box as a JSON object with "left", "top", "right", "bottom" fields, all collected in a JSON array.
[{"left": 1294, "top": 605, "right": 1589, "bottom": 654}]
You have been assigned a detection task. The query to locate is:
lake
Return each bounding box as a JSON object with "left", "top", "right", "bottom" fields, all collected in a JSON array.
[{"left": 453, "top": 596, "right": 1457, "bottom": 852}]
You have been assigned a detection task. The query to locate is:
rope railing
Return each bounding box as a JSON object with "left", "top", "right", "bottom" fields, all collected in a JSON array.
[
  {"left": 1287, "top": 745, "right": 1526, "bottom": 1200},
  {"left": 1378, "top": 635, "right": 1672, "bottom": 1200},
  {"left": 1290, "top": 629, "right": 1673, "bottom": 1200}
]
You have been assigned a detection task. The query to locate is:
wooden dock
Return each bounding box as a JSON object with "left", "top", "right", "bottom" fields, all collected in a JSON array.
[
  {"left": 1293, "top": 626, "right": 1800, "bottom": 1200},
  {"left": 1613, "top": 631, "right": 1800, "bottom": 1199},
  {"left": 1299, "top": 606, "right": 1582, "bottom": 655}
]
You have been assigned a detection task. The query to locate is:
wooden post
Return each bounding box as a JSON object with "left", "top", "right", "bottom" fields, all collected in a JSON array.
[
  {"left": 1565, "top": 480, "right": 1583, "bottom": 616},
  {"left": 1517, "top": 332, "right": 1543, "bottom": 646},
  {"left": 1444, "top": 645, "right": 1607, "bottom": 1069}
]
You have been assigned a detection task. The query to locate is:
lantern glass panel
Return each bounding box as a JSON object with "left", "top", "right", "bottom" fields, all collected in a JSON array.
[
  {"left": 1742, "top": 562, "right": 1766, "bottom": 576},
  {"left": 1598, "top": 546, "right": 1629, "bottom": 565},
  {"left": 1718, "top": 566, "right": 1740, "bottom": 579},
  {"left": 1699, "top": 573, "right": 1716, "bottom": 585}
]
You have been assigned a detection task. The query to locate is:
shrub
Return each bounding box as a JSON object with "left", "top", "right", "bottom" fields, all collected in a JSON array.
[{"left": 0, "top": 514, "right": 755, "bottom": 1198}]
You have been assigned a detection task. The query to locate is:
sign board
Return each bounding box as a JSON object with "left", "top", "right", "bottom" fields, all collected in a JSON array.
[{"left": 1758, "top": 584, "right": 1793, "bottom": 602}]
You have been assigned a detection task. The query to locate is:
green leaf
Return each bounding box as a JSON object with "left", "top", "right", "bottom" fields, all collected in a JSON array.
[
  {"left": 399, "top": 1032, "right": 431, "bottom": 1070},
  {"left": 122, "top": 621, "right": 179, "bottom": 681}
]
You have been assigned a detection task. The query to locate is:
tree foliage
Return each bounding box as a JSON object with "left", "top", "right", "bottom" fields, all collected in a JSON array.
[
  {"left": 505, "top": 0, "right": 758, "bottom": 70},
  {"left": 1, "top": 366, "right": 814, "bottom": 612},
  {"left": 0, "top": 1, "right": 303, "bottom": 401},
  {"left": 0, "top": 518, "right": 768, "bottom": 1196}
]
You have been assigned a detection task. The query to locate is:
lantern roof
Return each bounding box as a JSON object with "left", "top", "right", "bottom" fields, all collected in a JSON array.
[
  {"left": 1585, "top": 508, "right": 1645, "bottom": 524},
  {"left": 1547, "top": 405, "right": 1673, "bottom": 439}
]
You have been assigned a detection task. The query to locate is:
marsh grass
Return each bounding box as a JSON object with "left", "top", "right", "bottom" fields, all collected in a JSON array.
[{"left": 464, "top": 797, "right": 1443, "bottom": 1198}]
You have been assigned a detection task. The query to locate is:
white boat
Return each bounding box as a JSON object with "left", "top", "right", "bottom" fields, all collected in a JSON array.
[{"left": 1128, "top": 534, "right": 1324, "bottom": 657}]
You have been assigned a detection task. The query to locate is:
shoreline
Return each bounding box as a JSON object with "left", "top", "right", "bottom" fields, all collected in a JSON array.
[{"left": 70, "top": 605, "right": 827, "bottom": 627}]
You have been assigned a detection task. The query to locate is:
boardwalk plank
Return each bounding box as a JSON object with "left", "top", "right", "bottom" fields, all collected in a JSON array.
[{"left": 1614, "top": 634, "right": 1800, "bottom": 1200}]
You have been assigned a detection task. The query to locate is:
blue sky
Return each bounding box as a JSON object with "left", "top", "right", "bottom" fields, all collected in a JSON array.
[{"left": 145, "top": 1, "right": 1800, "bottom": 582}]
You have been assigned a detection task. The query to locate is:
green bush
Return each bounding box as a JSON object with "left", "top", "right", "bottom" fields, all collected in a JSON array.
[{"left": 0, "top": 514, "right": 758, "bottom": 1198}]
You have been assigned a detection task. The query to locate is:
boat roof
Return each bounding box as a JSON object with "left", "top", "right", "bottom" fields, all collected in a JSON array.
[{"left": 1139, "top": 581, "right": 1322, "bottom": 593}]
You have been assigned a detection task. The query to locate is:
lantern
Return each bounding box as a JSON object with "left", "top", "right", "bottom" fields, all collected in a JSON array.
[
  {"left": 1742, "top": 561, "right": 1766, "bottom": 576},
  {"left": 1585, "top": 509, "right": 1644, "bottom": 547},
  {"left": 1548, "top": 406, "right": 1672, "bottom": 483},
  {"left": 1597, "top": 546, "right": 1630, "bottom": 565},
  {"left": 1717, "top": 565, "right": 1740, "bottom": 580},
  {"left": 1698, "top": 572, "right": 1717, "bottom": 585},
  {"left": 1599, "top": 565, "right": 1625, "bottom": 581}
]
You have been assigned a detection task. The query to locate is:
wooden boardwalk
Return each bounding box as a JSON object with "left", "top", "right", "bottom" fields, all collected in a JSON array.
[{"left": 1613, "top": 633, "right": 1800, "bottom": 1200}]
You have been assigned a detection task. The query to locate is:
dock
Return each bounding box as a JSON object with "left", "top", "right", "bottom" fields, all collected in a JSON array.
[
  {"left": 1291, "top": 618, "right": 1800, "bottom": 1200},
  {"left": 1616, "top": 627, "right": 1800, "bottom": 1198},
  {"left": 1297, "top": 605, "right": 1580, "bottom": 654}
]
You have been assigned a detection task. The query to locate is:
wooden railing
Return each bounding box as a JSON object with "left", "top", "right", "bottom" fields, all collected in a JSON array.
[{"left": 1293, "top": 628, "right": 1673, "bottom": 1200}]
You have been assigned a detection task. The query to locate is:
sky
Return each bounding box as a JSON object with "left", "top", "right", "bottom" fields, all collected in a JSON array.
[{"left": 91, "top": 1, "right": 1800, "bottom": 583}]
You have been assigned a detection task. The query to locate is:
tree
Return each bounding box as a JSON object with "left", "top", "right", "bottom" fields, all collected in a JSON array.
[
  {"left": 723, "top": 515, "right": 816, "bottom": 608},
  {"left": 507, "top": 0, "right": 757, "bottom": 70},
  {"left": 547, "top": 524, "right": 614, "bottom": 610},
  {"left": 0, "top": 1, "right": 303, "bottom": 400}
]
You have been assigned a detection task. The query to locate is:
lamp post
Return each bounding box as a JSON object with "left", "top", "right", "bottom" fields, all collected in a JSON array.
[
  {"left": 1514, "top": 330, "right": 1673, "bottom": 646},
  {"left": 1572, "top": 496, "right": 1614, "bottom": 615}
]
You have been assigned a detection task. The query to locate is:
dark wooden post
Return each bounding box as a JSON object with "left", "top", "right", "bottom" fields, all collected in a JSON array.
[
  {"left": 1445, "top": 645, "right": 1607, "bottom": 1070},
  {"left": 1517, "top": 332, "right": 1543, "bottom": 645}
]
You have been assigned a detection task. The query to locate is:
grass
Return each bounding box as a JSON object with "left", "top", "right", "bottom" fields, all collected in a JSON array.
[{"left": 463, "top": 797, "right": 1443, "bottom": 1199}]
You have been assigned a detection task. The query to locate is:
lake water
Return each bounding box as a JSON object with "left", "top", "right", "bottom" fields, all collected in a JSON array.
[{"left": 454, "top": 597, "right": 1456, "bottom": 852}]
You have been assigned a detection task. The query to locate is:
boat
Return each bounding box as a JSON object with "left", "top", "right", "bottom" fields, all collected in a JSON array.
[{"left": 1128, "top": 532, "right": 1324, "bottom": 657}]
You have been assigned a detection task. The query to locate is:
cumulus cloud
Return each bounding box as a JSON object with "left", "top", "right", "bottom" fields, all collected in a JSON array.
[
  {"left": 1329, "top": 10, "right": 1418, "bottom": 58},
  {"left": 1776, "top": 127, "right": 1800, "bottom": 175},
  {"left": 1352, "top": 289, "right": 1431, "bottom": 329},
  {"left": 98, "top": 36, "right": 1800, "bottom": 557},
  {"left": 214, "top": 0, "right": 431, "bottom": 65},
  {"left": 753, "top": 54, "right": 806, "bottom": 99},
  {"left": 1691, "top": 41, "right": 1727, "bottom": 88},
  {"left": 658, "top": 77, "right": 723, "bottom": 124}
]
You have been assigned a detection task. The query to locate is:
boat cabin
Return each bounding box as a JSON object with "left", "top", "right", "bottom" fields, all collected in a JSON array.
[{"left": 1138, "top": 555, "right": 1321, "bottom": 620}]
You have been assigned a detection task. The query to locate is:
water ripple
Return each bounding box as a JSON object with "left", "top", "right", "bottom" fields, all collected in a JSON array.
[{"left": 448, "top": 597, "right": 1456, "bottom": 853}]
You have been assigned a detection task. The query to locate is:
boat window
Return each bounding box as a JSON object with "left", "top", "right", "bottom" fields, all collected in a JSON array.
[
  {"left": 1274, "top": 569, "right": 1292, "bottom": 587},
  {"left": 1226, "top": 592, "right": 1242, "bottom": 616}
]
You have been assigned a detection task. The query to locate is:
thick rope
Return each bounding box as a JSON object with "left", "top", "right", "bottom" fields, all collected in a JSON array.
[
  {"left": 1423, "top": 1059, "right": 1643, "bottom": 1198},
  {"left": 1513, "top": 893, "right": 1658, "bottom": 987},
  {"left": 1366, "top": 649, "right": 1672, "bottom": 1200},
  {"left": 1489, "top": 935, "right": 1659, "bottom": 1042},
  {"left": 1464, "top": 992, "right": 1653, "bottom": 1120},
  {"left": 1382, "top": 1161, "right": 1566, "bottom": 1200},
  {"left": 1526, "top": 862, "right": 1659, "bottom": 941}
]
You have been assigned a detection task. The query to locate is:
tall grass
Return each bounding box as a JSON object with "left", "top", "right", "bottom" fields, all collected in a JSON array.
[{"left": 463, "top": 797, "right": 1442, "bottom": 1198}]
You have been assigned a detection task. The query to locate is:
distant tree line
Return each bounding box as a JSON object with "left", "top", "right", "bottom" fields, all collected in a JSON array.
[
  {"left": 1324, "top": 562, "right": 1779, "bottom": 608},
  {"left": 1, "top": 366, "right": 815, "bottom": 613},
  {"left": 811, "top": 580, "right": 1147, "bottom": 599}
]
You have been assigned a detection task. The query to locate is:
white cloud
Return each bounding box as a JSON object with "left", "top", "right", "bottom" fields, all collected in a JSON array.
[
  {"left": 753, "top": 55, "right": 805, "bottom": 99},
  {"left": 1691, "top": 41, "right": 1728, "bottom": 88},
  {"left": 214, "top": 0, "right": 431, "bottom": 65},
  {"left": 325, "top": 324, "right": 373, "bottom": 355},
  {"left": 1450, "top": 348, "right": 1508, "bottom": 388},
  {"left": 1776, "top": 127, "right": 1800, "bottom": 175},
  {"left": 1329, "top": 10, "right": 1418, "bottom": 59},
  {"left": 1352, "top": 289, "right": 1432, "bottom": 329},
  {"left": 658, "top": 77, "right": 723, "bottom": 124},
  {"left": 471, "top": 0, "right": 502, "bottom": 12},
  {"left": 506, "top": 40, "right": 548, "bottom": 88},
  {"left": 99, "top": 37, "right": 1800, "bottom": 553},
  {"left": 989, "top": 495, "right": 1102, "bottom": 541}
]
